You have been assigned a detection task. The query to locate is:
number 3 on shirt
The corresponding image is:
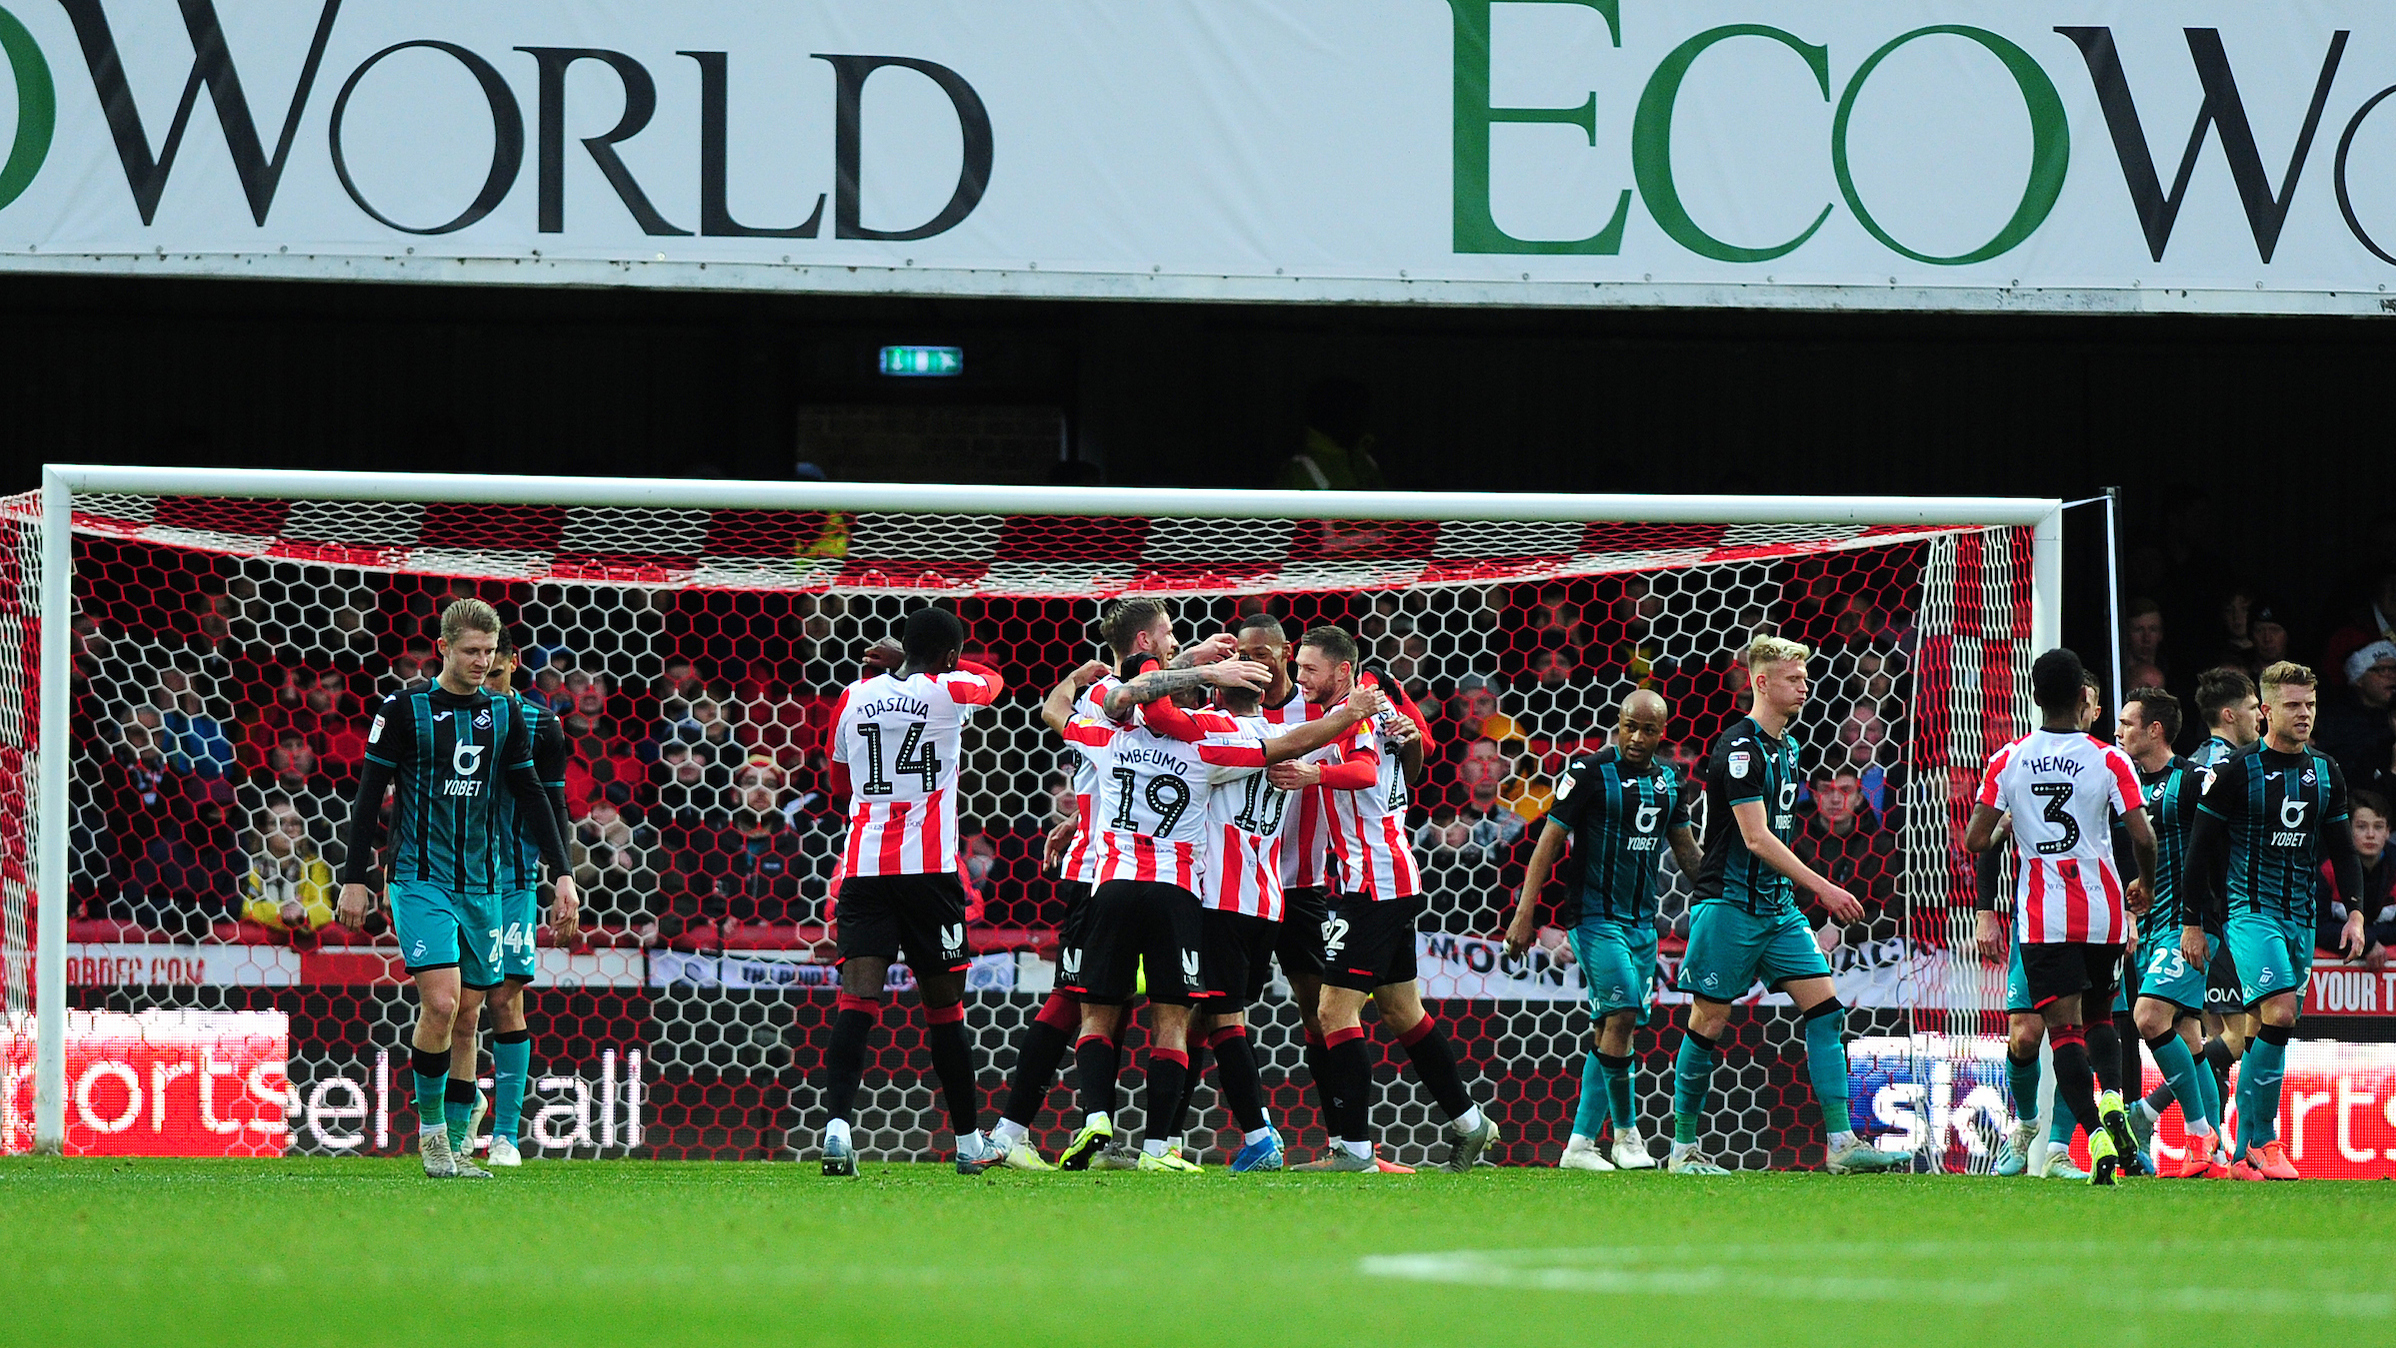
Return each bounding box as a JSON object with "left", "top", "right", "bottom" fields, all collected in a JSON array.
[
  {"left": 857, "top": 722, "right": 941, "bottom": 795},
  {"left": 2029, "top": 781, "right": 2080, "bottom": 855}
]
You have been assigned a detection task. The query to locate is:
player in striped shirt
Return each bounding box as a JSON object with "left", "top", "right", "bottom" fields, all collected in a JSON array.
[
  {"left": 2184, "top": 661, "right": 2364, "bottom": 1180},
  {"left": 1503, "top": 689, "right": 1698, "bottom": 1172},
  {"left": 1057, "top": 664, "right": 1380, "bottom": 1172},
  {"left": 1286, "top": 627, "right": 1498, "bottom": 1174},
  {"left": 334, "top": 599, "right": 575, "bottom": 1180},
  {"left": 1967, "top": 647, "right": 2159, "bottom": 1185},
  {"left": 817, "top": 608, "right": 1007, "bottom": 1177},
  {"left": 2109, "top": 687, "right": 2230, "bottom": 1177}
]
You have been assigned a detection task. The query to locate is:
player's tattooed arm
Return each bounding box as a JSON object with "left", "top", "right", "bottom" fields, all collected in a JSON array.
[
  {"left": 1170, "top": 633, "right": 1237, "bottom": 669},
  {"left": 1100, "top": 660, "right": 1270, "bottom": 720},
  {"left": 1667, "top": 825, "right": 1702, "bottom": 883},
  {"left": 1504, "top": 819, "right": 1571, "bottom": 958},
  {"left": 1041, "top": 660, "right": 1112, "bottom": 733}
]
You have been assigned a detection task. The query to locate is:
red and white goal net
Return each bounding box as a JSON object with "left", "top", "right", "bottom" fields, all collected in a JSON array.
[{"left": 0, "top": 471, "right": 2047, "bottom": 1169}]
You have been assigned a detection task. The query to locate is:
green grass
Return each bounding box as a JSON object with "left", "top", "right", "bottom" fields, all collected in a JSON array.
[{"left": 3, "top": 1159, "right": 2391, "bottom": 1347}]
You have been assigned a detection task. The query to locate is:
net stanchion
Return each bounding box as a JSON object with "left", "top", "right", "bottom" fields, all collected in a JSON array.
[{"left": 0, "top": 482, "right": 2033, "bottom": 1166}]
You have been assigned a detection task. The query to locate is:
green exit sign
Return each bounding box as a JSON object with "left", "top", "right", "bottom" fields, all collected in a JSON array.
[{"left": 879, "top": 345, "right": 963, "bottom": 377}]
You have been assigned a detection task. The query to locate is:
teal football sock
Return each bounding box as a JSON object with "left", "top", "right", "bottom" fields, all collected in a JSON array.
[
  {"left": 2005, "top": 1050, "right": 2041, "bottom": 1132},
  {"left": 1571, "top": 1050, "right": 1610, "bottom": 1141},
  {"left": 410, "top": 1045, "right": 449, "bottom": 1140},
  {"left": 493, "top": 1031, "right": 532, "bottom": 1143},
  {"left": 2243, "top": 1027, "right": 2290, "bottom": 1148},
  {"left": 1600, "top": 1051, "right": 1637, "bottom": 1135},
  {"left": 1672, "top": 1029, "right": 1720, "bottom": 1145},
  {"left": 2047, "top": 1100, "right": 2077, "bottom": 1146},
  {"left": 2191, "top": 1054, "right": 2223, "bottom": 1148},
  {"left": 1800, "top": 1002, "right": 1852, "bottom": 1135},
  {"left": 444, "top": 1079, "right": 477, "bottom": 1151},
  {"left": 2147, "top": 1033, "right": 2209, "bottom": 1133}
]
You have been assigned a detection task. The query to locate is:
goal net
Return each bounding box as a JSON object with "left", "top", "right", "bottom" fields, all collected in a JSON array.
[{"left": 0, "top": 472, "right": 2046, "bottom": 1169}]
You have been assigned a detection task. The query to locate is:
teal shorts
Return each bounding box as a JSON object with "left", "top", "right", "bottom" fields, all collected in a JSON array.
[
  {"left": 2129, "top": 930, "right": 2219, "bottom": 1015},
  {"left": 499, "top": 886, "right": 541, "bottom": 983},
  {"left": 2005, "top": 941, "right": 2031, "bottom": 1014},
  {"left": 2225, "top": 911, "right": 2312, "bottom": 1007},
  {"left": 389, "top": 881, "right": 503, "bottom": 989},
  {"left": 1571, "top": 919, "right": 1658, "bottom": 1027},
  {"left": 1674, "top": 903, "right": 1831, "bottom": 1001}
]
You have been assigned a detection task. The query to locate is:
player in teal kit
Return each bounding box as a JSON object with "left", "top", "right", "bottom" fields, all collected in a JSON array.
[
  {"left": 1667, "top": 636, "right": 1911, "bottom": 1176},
  {"left": 336, "top": 599, "right": 577, "bottom": 1180},
  {"left": 2111, "top": 688, "right": 2227, "bottom": 1177},
  {"left": 2184, "top": 662, "right": 2366, "bottom": 1181},
  {"left": 1506, "top": 689, "right": 1700, "bottom": 1172},
  {"left": 451, "top": 634, "right": 577, "bottom": 1167}
]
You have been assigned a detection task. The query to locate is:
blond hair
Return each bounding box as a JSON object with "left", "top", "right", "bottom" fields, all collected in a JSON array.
[
  {"left": 2259, "top": 660, "right": 2316, "bottom": 695},
  {"left": 1744, "top": 635, "right": 1811, "bottom": 673},
  {"left": 439, "top": 598, "right": 502, "bottom": 644}
]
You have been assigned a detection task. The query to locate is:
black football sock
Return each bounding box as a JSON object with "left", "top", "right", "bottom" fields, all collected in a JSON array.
[
  {"left": 823, "top": 994, "right": 881, "bottom": 1125},
  {"left": 924, "top": 1003, "right": 980, "bottom": 1139},
  {"left": 1146, "top": 1048, "right": 1190, "bottom": 1148},
  {"left": 1210, "top": 1026, "right": 1270, "bottom": 1132},
  {"left": 1173, "top": 1041, "right": 1210, "bottom": 1144},
  {"left": 2048, "top": 1025, "right": 2104, "bottom": 1136},
  {"left": 2202, "top": 1035, "right": 2236, "bottom": 1105},
  {"left": 1325, "top": 1027, "right": 1374, "bottom": 1142},
  {"left": 2085, "top": 1019, "right": 2124, "bottom": 1098},
  {"left": 1396, "top": 1014, "right": 1475, "bottom": 1123},
  {"left": 1075, "top": 1033, "right": 1121, "bottom": 1121},
  {"left": 1303, "top": 1030, "right": 1333, "bottom": 1139},
  {"left": 1002, "top": 996, "right": 1079, "bottom": 1127},
  {"left": 2111, "top": 1010, "right": 2140, "bottom": 1097}
]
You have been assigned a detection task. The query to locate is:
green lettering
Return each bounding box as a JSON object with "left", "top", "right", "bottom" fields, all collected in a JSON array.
[
  {"left": 1832, "top": 26, "right": 2069, "bottom": 265},
  {"left": 1632, "top": 25, "right": 1831, "bottom": 263},
  {"left": 0, "top": 5, "right": 54, "bottom": 211},
  {"left": 1448, "top": 0, "right": 1630, "bottom": 255}
]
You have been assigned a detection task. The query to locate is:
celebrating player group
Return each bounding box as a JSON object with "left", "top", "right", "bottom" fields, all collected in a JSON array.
[{"left": 339, "top": 595, "right": 2360, "bottom": 1182}]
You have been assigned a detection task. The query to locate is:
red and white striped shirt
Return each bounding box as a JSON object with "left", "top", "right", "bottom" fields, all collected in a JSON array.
[
  {"left": 830, "top": 662, "right": 1003, "bottom": 879},
  {"left": 1978, "top": 728, "right": 2142, "bottom": 944},
  {"left": 1058, "top": 678, "right": 1119, "bottom": 886},
  {"left": 1257, "top": 686, "right": 1336, "bottom": 889},
  {"left": 1204, "top": 715, "right": 1305, "bottom": 921},
  {"left": 1324, "top": 708, "right": 1422, "bottom": 902},
  {"left": 1090, "top": 703, "right": 1267, "bottom": 900}
]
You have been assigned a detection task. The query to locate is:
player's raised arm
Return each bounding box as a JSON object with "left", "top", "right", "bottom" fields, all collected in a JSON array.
[
  {"left": 1101, "top": 659, "right": 1269, "bottom": 721},
  {"left": 1257, "top": 684, "right": 1385, "bottom": 764},
  {"left": 1041, "top": 660, "right": 1112, "bottom": 733},
  {"left": 941, "top": 657, "right": 1006, "bottom": 706}
]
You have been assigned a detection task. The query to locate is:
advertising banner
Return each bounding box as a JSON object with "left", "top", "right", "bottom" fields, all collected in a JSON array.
[
  {"left": 1415, "top": 930, "right": 1935, "bottom": 1006},
  {"left": 0, "top": 3, "right": 2392, "bottom": 312},
  {"left": 1, "top": 1010, "right": 289, "bottom": 1156}
]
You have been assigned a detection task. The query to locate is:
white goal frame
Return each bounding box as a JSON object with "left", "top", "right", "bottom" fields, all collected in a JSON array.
[{"left": 25, "top": 462, "right": 2063, "bottom": 1155}]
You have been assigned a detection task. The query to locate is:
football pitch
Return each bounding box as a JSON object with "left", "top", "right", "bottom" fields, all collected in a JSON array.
[{"left": 5, "top": 1160, "right": 2390, "bottom": 1347}]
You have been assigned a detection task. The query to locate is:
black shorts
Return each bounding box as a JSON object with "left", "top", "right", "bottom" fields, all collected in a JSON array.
[
  {"left": 1080, "top": 880, "right": 1208, "bottom": 1006},
  {"left": 1203, "top": 909, "right": 1280, "bottom": 1009},
  {"left": 834, "top": 874, "right": 971, "bottom": 974},
  {"left": 1323, "top": 894, "right": 1425, "bottom": 993},
  {"left": 2020, "top": 941, "right": 2123, "bottom": 1012},
  {"left": 2205, "top": 942, "right": 2244, "bottom": 1011},
  {"left": 1055, "top": 879, "right": 1094, "bottom": 995},
  {"left": 1276, "top": 885, "right": 1329, "bottom": 979}
]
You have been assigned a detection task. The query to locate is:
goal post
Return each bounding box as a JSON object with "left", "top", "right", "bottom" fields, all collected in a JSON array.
[{"left": 6, "top": 464, "right": 2059, "bottom": 1166}]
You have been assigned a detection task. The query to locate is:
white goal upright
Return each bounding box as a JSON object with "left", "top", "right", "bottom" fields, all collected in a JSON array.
[{"left": 1, "top": 466, "right": 2056, "bottom": 1168}]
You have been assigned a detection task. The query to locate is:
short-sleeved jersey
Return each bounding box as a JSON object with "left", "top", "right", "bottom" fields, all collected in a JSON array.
[
  {"left": 1091, "top": 704, "right": 1267, "bottom": 898},
  {"left": 1204, "top": 715, "right": 1304, "bottom": 921},
  {"left": 362, "top": 685, "right": 537, "bottom": 894},
  {"left": 2198, "top": 742, "right": 2351, "bottom": 923},
  {"left": 1058, "top": 676, "right": 1121, "bottom": 886},
  {"left": 831, "top": 662, "right": 1003, "bottom": 878},
  {"left": 1257, "top": 686, "right": 1335, "bottom": 889},
  {"left": 2191, "top": 734, "right": 2240, "bottom": 771},
  {"left": 1978, "top": 728, "right": 2142, "bottom": 944},
  {"left": 1546, "top": 748, "right": 1692, "bottom": 927},
  {"left": 2131, "top": 756, "right": 2205, "bottom": 931},
  {"left": 1323, "top": 708, "right": 1422, "bottom": 902},
  {"left": 1694, "top": 717, "right": 1802, "bottom": 915},
  {"left": 498, "top": 695, "right": 569, "bottom": 892}
]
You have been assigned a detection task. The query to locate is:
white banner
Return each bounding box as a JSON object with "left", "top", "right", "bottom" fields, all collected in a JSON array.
[
  {"left": 1413, "top": 930, "right": 1939, "bottom": 1007},
  {"left": 2, "top": 3, "right": 2395, "bottom": 312}
]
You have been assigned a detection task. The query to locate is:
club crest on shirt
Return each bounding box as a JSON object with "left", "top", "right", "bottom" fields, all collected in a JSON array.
[
  {"left": 476, "top": 709, "right": 492, "bottom": 728},
  {"left": 1728, "top": 750, "right": 1752, "bottom": 779}
]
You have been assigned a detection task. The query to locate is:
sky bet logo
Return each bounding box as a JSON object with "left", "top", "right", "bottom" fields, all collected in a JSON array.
[{"left": 0, "top": 1, "right": 992, "bottom": 239}]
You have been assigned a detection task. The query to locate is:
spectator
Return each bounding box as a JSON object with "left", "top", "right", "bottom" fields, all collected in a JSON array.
[
  {"left": 1456, "top": 738, "right": 1536, "bottom": 836},
  {"left": 1797, "top": 766, "right": 1898, "bottom": 940},
  {"left": 2323, "top": 568, "right": 2396, "bottom": 691},
  {"left": 2123, "top": 597, "right": 2168, "bottom": 690},
  {"left": 1517, "top": 643, "right": 1581, "bottom": 742},
  {"left": 1832, "top": 701, "right": 1893, "bottom": 816},
  {"left": 2321, "top": 789, "right": 2394, "bottom": 964},
  {"left": 1431, "top": 673, "right": 1524, "bottom": 806},
  {"left": 240, "top": 806, "right": 334, "bottom": 936},
  {"left": 2248, "top": 599, "right": 2293, "bottom": 671},
  {"left": 2320, "top": 643, "right": 2396, "bottom": 792},
  {"left": 2200, "top": 585, "right": 2263, "bottom": 678},
  {"left": 264, "top": 732, "right": 346, "bottom": 847},
  {"left": 159, "top": 683, "right": 236, "bottom": 780},
  {"left": 1276, "top": 376, "right": 1385, "bottom": 491}
]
